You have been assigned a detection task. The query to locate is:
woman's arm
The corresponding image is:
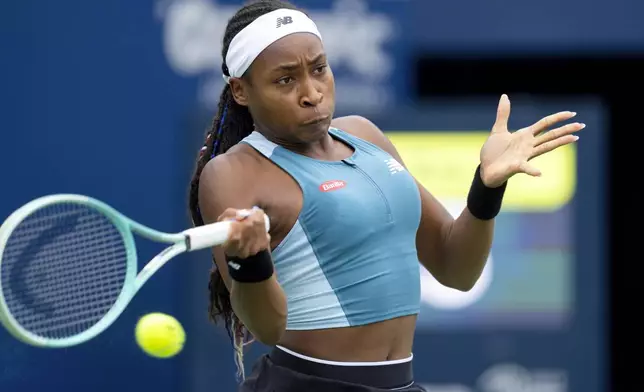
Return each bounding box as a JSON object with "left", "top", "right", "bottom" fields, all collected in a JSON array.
[{"left": 198, "top": 151, "right": 287, "bottom": 344}]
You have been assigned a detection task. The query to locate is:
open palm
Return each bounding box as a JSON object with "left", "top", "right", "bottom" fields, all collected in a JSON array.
[{"left": 479, "top": 95, "right": 585, "bottom": 188}]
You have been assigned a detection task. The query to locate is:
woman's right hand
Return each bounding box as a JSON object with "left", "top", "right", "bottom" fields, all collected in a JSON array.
[{"left": 218, "top": 207, "right": 271, "bottom": 258}]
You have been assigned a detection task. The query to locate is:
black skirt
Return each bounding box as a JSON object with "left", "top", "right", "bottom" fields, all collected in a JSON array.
[{"left": 238, "top": 346, "right": 427, "bottom": 392}]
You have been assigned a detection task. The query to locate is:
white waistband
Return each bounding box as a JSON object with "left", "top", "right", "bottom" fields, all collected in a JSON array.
[{"left": 275, "top": 345, "right": 413, "bottom": 367}]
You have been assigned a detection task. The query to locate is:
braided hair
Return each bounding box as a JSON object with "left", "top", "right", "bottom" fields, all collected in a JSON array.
[{"left": 187, "top": 0, "right": 299, "bottom": 381}]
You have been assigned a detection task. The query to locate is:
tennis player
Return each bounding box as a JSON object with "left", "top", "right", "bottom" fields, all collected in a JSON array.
[{"left": 188, "top": 1, "right": 583, "bottom": 390}]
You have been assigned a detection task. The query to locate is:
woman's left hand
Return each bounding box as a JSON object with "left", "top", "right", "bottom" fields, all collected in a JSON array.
[{"left": 479, "top": 94, "right": 585, "bottom": 188}]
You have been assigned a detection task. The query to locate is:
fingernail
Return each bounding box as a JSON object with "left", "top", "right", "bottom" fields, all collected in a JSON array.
[
  {"left": 574, "top": 136, "right": 580, "bottom": 141},
  {"left": 571, "top": 112, "right": 577, "bottom": 116},
  {"left": 579, "top": 123, "right": 586, "bottom": 129},
  {"left": 236, "top": 209, "right": 252, "bottom": 219}
]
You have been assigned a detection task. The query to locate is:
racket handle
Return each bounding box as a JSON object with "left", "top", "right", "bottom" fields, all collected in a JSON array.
[{"left": 183, "top": 214, "right": 270, "bottom": 251}]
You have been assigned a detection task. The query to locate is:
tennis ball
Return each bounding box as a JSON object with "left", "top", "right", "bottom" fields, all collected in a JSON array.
[{"left": 135, "top": 312, "right": 185, "bottom": 359}]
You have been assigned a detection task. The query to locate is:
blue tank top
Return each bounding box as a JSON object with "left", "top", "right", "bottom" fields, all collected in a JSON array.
[{"left": 241, "top": 127, "right": 422, "bottom": 330}]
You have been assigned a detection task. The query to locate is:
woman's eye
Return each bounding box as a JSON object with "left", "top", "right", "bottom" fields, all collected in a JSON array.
[
  {"left": 277, "top": 76, "right": 293, "bottom": 85},
  {"left": 313, "top": 65, "right": 327, "bottom": 74}
]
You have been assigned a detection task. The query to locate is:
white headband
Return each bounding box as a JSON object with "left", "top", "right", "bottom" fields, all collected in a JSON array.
[{"left": 223, "top": 9, "right": 322, "bottom": 83}]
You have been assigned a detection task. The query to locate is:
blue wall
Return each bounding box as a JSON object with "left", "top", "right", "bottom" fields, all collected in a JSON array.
[{"left": 0, "top": 1, "right": 617, "bottom": 391}]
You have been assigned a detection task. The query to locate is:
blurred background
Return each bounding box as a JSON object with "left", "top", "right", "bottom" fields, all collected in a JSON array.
[{"left": 1, "top": 0, "right": 637, "bottom": 390}]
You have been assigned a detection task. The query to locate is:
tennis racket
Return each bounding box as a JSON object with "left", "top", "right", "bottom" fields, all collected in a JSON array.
[{"left": 0, "top": 194, "right": 269, "bottom": 348}]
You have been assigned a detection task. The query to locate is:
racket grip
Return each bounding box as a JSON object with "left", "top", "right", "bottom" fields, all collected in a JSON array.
[{"left": 183, "top": 214, "right": 270, "bottom": 251}]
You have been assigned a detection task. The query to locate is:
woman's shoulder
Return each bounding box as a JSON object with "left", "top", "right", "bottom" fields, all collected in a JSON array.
[
  {"left": 331, "top": 115, "right": 395, "bottom": 155},
  {"left": 199, "top": 143, "right": 264, "bottom": 201},
  {"left": 331, "top": 115, "right": 380, "bottom": 138}
]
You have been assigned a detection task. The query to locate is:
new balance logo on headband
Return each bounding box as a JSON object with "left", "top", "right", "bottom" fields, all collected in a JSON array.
[{"left": 276, "top": 16, "right": 293, "bottom": 28}]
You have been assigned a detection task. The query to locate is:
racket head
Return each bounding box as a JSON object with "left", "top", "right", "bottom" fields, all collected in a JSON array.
[{"left": 0, "top": 194, "right": 138, "bottom": 347}]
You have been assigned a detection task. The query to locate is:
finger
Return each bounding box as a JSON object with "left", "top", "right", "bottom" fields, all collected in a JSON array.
[
  {"left": 236, "top": 208, "right": 255, "bottom": 220},
  {"left": 246, "top": 244, "right": 261, "bottom": 258},
  {"left": 226, "top": 221, "right": 243, "bottom": 240},
  {"left": 237, "top": 206, "right": 266, "bottom": 222},
  {"left": 519, "top": 161, "right": 542, "bottom": 177},
  {"left": 244, "top": 236, "right": 269, "bottom": 258},
  {"left": 223, "top": 225, "right": 243, "bottom": 256},
  {"left": 534, "top": 122, "right": 585, "bottom": 147},
  {"left": 531, "top": 134, "right": 579, "bottom": 160},
  {"left": 217, "top": 208, "right": 240, "bottom": 222},
  {"left": 529, "top": 111, "right": 577, "bottom": 135},
  {"left": 249, "top": 209, "right": 268, "bottom": 229},
  {"left": 492, "top": 94, "right": 511, "bottom": 133},
  {"left": 231, "top": 231, "right": 253, "bottom": 258}
]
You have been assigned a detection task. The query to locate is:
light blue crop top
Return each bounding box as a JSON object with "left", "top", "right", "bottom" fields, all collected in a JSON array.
[{"left": 241, "top": 127, "right": 422, "bottom": 330}]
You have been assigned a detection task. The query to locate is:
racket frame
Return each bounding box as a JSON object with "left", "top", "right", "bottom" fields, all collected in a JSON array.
[{"left": 0, "top": 194, "right": 247, "bottom": 348}]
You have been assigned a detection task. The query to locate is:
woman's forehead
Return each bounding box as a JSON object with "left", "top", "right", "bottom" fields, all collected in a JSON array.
[{"left": 253, "top": 33, "right": 325, "bottom": 72}]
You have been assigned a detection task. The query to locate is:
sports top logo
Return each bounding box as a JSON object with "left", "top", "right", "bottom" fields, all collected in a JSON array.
[{"left": 319, "top": 180, "right": 346, "bottom": 192}]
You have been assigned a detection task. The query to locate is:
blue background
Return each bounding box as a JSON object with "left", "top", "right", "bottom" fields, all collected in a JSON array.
[{"left": 0, "top": 0, "right": 617, "bottom": 391}]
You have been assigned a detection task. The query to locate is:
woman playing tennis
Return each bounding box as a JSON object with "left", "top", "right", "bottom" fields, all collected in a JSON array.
[{"left": 187, "top": 1, "right": 583, "bottom": 391}]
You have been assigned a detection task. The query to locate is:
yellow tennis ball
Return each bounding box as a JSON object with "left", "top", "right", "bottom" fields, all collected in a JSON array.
[{"left": 135, "top": 312, "right": 185, "bottom": 358}]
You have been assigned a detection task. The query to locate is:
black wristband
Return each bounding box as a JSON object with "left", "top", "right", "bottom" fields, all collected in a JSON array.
[
  {"left": 226, "top": 250, "right": 274, "bottom": 283},
  {"left": 466, "top": 165, "right": 507, "bottom": 220}
]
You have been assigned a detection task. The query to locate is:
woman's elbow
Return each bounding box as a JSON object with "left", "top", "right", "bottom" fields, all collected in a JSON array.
[
  {"left": 438, "top": 271, "right": 480, "bottom": 292},
  {"left": 446, "top": 279, "right": 476, "bottom": 292},
  {"left": 252, "top": 316, "right": 287, "bottom": 346}
]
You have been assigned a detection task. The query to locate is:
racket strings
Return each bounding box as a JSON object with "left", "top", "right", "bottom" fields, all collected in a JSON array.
[
  {"left": 3, "top": 240, "right": 125, "bottom": 298},
  {"left": 4, "top": 275, "right": 125, "bottom": 327},
  {"left": 0, "top": 203, "right": 129, "bottom": 340}
]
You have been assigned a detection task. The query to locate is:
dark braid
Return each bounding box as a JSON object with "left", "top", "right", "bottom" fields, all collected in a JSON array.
[{"left": 188, "top": 0, "right": 300, "bottom": 350}]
